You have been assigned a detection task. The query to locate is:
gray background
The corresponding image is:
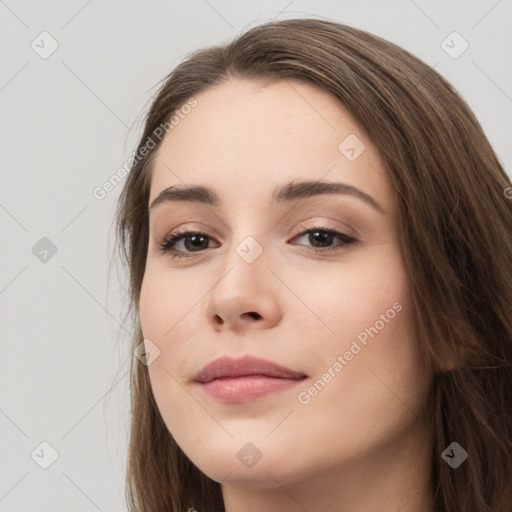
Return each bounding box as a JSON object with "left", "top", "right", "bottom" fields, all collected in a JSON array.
[{"left": 1, "top": 1, "right": 511, "bottom": 511}]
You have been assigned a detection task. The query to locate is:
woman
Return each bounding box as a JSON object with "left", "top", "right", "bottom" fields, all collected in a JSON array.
[{"left": 114, "top": 18, "right": 512, "bottom": 511}]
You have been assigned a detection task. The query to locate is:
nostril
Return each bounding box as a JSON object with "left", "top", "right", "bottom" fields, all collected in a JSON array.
[{"left": 244, "top": 312, "right": 261, "bottom": 320}]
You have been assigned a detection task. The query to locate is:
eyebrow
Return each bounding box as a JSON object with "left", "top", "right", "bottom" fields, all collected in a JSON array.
[{"left": 148, "top": 180, "right": 385, "bottom": 214}]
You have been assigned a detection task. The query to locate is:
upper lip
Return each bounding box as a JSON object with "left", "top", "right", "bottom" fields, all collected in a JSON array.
[{"left": 194, "top": 355, "right": 307, "bottom": 383}]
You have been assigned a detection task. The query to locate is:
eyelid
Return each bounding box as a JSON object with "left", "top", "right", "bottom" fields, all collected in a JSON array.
[
  {"left": 291, "top": 219, "right": 358, "bottom": 240},
  {"left": 159, "top": 219, "right": 356, "bottom": 243}
]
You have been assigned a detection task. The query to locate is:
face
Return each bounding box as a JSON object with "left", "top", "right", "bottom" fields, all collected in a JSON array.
[{"left": 139, "top": 78, "right": 431, "bottom": 491}]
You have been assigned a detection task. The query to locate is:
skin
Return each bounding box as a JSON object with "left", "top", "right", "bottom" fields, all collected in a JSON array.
[{"left": 139, "top": 77, "right": 435, "bottom": 512}]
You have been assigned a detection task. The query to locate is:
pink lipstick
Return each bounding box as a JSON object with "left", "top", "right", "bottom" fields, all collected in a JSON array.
[{"left": 194, "top": 355, "right": 307, "bottom": 403}]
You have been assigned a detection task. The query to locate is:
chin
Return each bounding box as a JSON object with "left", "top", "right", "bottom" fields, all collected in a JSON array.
[{"left": 175, "top": 433, "right": 301, "bottom": 489}]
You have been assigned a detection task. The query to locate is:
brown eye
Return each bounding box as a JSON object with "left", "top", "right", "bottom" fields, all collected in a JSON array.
[
  {"left": 291, "top": 227, "right": 357, "bottom": 253},
  {"left": 159, "top": 231, "right": 217, "bottom": 258},
  {"left": 159, "top": 225, "right": 357, "bottom": 260}
]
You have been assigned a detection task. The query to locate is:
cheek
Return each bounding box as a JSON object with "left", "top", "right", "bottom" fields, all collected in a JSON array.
[
  {"left": 139, "top": 273, "right": 202, "bottom": 445},
  {"left": 284, "top": 245, "right": 411, "bottom": 347},
  {"left": 139, "top": 267, "right": 206, "bottom": 405},
  {"left": 289, "top": 249, "right": 428, "bottom": 437},
  {"left": 139, "top": 268, "right": 186, "bottom": 339},
  {"left": 282, "top": 292, "right": 427, "bottom": 479}
]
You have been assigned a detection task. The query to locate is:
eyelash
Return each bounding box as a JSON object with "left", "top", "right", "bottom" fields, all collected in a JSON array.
[{"left": 158, "top": 225, "right": 358, "bottom": 260}]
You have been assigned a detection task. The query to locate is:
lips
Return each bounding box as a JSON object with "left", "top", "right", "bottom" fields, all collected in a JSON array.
[
  {"left": 194, "top": 355, "right": 307, "bottom": 383},
  {"left": 194, "top": 355, "right": 308, "bottom": 403}
]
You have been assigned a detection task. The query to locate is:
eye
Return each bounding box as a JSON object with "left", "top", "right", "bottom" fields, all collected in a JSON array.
[
  {"left": 290, "top": 225, "right": 357, "bottom": 253},
  {"left": 158, "top": 228, "right": 218, "bottom": 259},
  {"left": 158, "top": 225, "right": 358, "bottom": 260}
]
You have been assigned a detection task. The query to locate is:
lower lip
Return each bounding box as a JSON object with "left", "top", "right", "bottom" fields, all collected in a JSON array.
[{"left": 199, "top": 376, "right": 305, "bottom": 403}]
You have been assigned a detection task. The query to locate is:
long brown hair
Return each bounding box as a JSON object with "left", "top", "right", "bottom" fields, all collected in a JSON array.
[{"left": 114, "top": 18, "right": 512, "bottom": 511}]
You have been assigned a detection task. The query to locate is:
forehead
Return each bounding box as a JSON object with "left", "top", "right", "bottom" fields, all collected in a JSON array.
[{"left": 148, "top": 78, "right": 390, "bottom": 209}]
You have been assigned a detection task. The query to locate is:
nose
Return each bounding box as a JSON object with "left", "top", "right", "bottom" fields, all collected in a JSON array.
[{"left": 205, "top": 236, "right": 283, "bottom": 333}]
